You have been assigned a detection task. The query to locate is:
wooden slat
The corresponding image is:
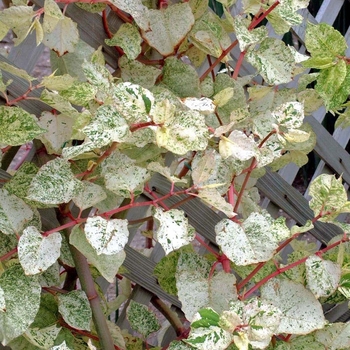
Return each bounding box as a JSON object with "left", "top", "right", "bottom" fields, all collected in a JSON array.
[{"left": 257, "top": 169, "right": 342, "bottom": 244}]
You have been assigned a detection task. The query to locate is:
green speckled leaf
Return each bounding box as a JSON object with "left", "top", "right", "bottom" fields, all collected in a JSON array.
[
  {"left": 215, "top": 212, "right": 290, "bottom": 265},
  {"left": 58, "top": 291, "right": 92, "bottom": 331},
  {"left": 246, "top": 38, "right": 295, "bottom": 85},
  {"left": 0, "top": 188, "right": 34, "bottom": 235},
  {"left": 83, "top": 104, "right": 130, "bottom": 147},
  {"left": 27, "top": 158, "right": 84, "bottom": 205},
  {"left": 84, "top": 216, "right": 129, "bottom": 255},
  {"left": 127, "top": 300, "right": 160, "bottom": 338},
  {"left": 261, "top": 278, "right": 326, "bottom": 334},
  {"left": 18, "top": 226, "right": 61, "bottom": 275},
  {"left": 141, "top": 3, "right": 194, "bottom": 56},
  {"left": 0, "top": 265, "right": 41, "bottom": 345},
  {"left": 106, "top": 23, "right": 142, "bottom": 60},
  {"left": 162, "top": 57, "right": 200, "bottom": 98},
  {"left": 40, "top": 89, "right": 80, "bottom": 117},
  {"left": 305, "top": 255, "right": 341, "bottom": 298},
  {"left": 153, "top": 208, "right": 195, "bottom": 255},
  {"left": 70, "top": 224, "right": 125, "bottom": 282},
  {"left": 189, "top": 11, "right": 231, "bottom": 61},
  {"left": 315, "top": 323, "right": 350, "bottom": 350},
  {"left": 50, "top": 341, "right": 73, "bottom": 350},
  {"left": 101, "top": 151, "right": 150, "bottom": 197},
  {"left": 0, "top": 106, "right": 46, "bottom": 146},
  {"left": 198, "top": 188, "right": 235, "bottom": 218},
  {"left": 24, "top": 325, "right": 61, "bottom": 349},
  {"left": 72, "top": 181, "right": 106, "bottom": 211},
  {"left": 37, "top": 111, "right": 74, "bottom": 155},
  {"left": 119, "top": 55, "right": 161, "bottom": 89},
  {"left": 59, "top": 82, "right": 97, "bottom": 106}
]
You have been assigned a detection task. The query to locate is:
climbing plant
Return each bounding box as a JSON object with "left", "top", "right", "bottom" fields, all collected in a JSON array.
[{"left": 0, "top": 0, "right": 350, "bottom": 349}]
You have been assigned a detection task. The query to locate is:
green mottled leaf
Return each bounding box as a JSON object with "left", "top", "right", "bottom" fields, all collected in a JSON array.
[
  {"left": 37, "top": 111, "right": 74, "bottom": 155},
  {"left": 24, "top": 325, "right": 61, "bottom": 349},
  {"left": 234, "top": 15, "right": 267, "bottom": 51},
  {"left": 168, "top": 340, "right": 193, "bottom": 350},
  {"left": 39, "top": 261, "right": 61, "bottom": 287},
  {"left": 189, "top": 11, "right": 231, "bottom": 61},
  {"left": 186, "top": 324, "right": 233, "bottom": 350},
  {"left": 84, "top": 216, "right": 129, "bottom": 255},
  {"left": 82, "top": 104, "right": 130, "bottom": 147},
  {"left": 305, "top": 23, "right": 347, "bottom": 59},
  {"left": 43, "top": 16, "right": 79, "bottom": 55},
  {"left": 51, "top": 341, "right": 73, "bottom": 350},
  {"left": 315, "top": 323, "right": 350, "bottom": 349},
  {"left": 309, "top": 174, "right": 349, "bottom": 221},
  {"left": 58, "top": 290, "right": 92, "bottom": 331},
  {"left": 261, "top": 278, "right": 326, "bottom": 334},
  {"left": 42, "top": 74, "right": 77, "bottom": 91},
  {"left": 141, "top": 3, "right": 194, "bottom": 56},
  {"left": 27, "top": 158, "right": 84, "bottom": 205},
  {"left": 18, "top": 226, "right": 61, "bottom": 275},
  {"left": 153, "top": 208, "right": 195, "bottom": 255},
  {"left": 70, "top": 224, "right": 125, "bottom": 282},
  {"left": 59, "top": 82, "right": 97, "bottom": 106},
  {"left": 113, "top": 82, "right": 154, "bottom": 123},
  {"left": 162, "top": 57, "right": 200, "bottom": 98},
  {"left": 315, "top": 61, "right": 350, "bottom": 111},
  {"left": 0, "top": 265, "right": 41, "bottom": 345},
  {"left": 0, "top": 6, "right": 35, "bottom": 45},
  {"left": 119, "top": 55, "right": 161, "bottom": 89},
  {"left": 127, "top": 300, "right": 160, "bottom": 338},
  {"left": 0, "top": 106, "right": 45, "bottom": 146},
  {"left": 246, "top": 38, "right": 295, "bottom": 85},
  {"left": 305, "top": 255, "right": 341, "bottom": 298},
  {"left": 267, "top": 0, "right": 309, "bottom": 35},
  {"left": 215, "top": 212, "right": 290, "bottom": 265},
  {"left": 106, "top": 23, "right": 142, "bottom": 60},
  {"left": 154, "top": 245, "right": 194, "bottom": 296}
]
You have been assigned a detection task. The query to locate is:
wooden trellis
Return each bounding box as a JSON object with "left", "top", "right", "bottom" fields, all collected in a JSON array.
[{"left": 1, "top": 0, "right": 350, "bottom": 344}]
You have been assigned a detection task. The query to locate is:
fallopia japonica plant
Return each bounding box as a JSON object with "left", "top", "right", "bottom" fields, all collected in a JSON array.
[{"left": 1, "top": 0, "right": 350, "bottom": 348}]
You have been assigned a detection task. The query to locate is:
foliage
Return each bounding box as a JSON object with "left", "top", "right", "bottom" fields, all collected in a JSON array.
[{"left": 0, "top": 0, "right": 350, "bottom": 349}]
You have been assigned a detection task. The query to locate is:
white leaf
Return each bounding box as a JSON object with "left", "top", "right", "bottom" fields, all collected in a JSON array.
[
  {"left": 153, "top": 208, "right": 195, "bottom": 255},
  {"left": 141, "top": 3, "right": 194, "bottom": 56},
  {"left": 315, "top": 323, "right": 350, "bottom": 350},
  {"left": 84, "top": 216, "right": 129, "bottom": 255},
  {"left": 18, "top": 226, "right": 61, "bottom": 275},
  {"left": 261, "top": 278, "right": 326, "bottom": 334},
  {"left": 305, "top": 255, "right": 341, "bottom": 298},
  {"left": 219, "top": 130, "right": 258, "bottom": 161},
  {"left": 43, "top": 16, "right": 79, "bottom": 55},
  {"left": 27, "top": 158, "right": 83, "bottom": 205},
  {"left": 0, "top": 188, "right": 33, "bottom": 235},
  {"left": 215, "top": 213, "right": 290, "bottom": 265},
  {"left": 182, "top": 97, "right": 215, "bottom": 115},
  {"left": 72, "top": 181, "right": 107, "bottom": 211},
  {"left": 50, "top": 341, "right": 72, "bottom": 350},
  {"left": 198, "top": 188, "right": 236, "bottom": 218},
  {"left": 70, "top": 225, "right": 125, "bottom": 283},
  {"left": 37, "top": 111, "right": 74, "bottom": 154},
  {"left": 58, "top": 290, "right": 92, "bottom": 331}
]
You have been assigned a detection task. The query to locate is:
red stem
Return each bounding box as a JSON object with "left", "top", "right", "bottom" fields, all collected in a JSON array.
[
  {"left": 195, "top": 235, "right": 219, "bottom": 257},
  {"left": 0, "top": 247, "right": 17, "bottom": 261},
  {"left": 248, "top": 1, "right": 280, "bottom": 30},
  {"left": 241, "top": 235, "right": 349, "bottom": 300},
  {"left": 232, "top": 50, "right": 246, "bottom": 80}
]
